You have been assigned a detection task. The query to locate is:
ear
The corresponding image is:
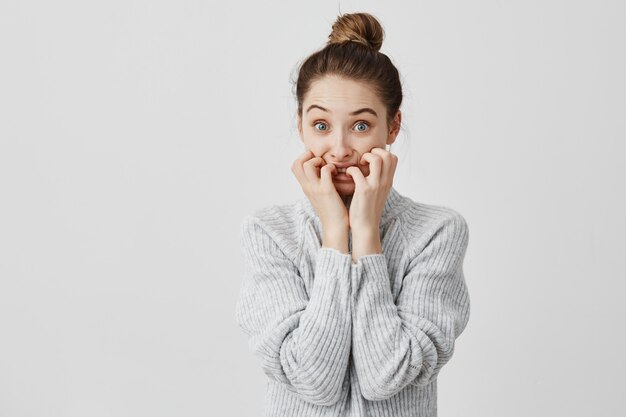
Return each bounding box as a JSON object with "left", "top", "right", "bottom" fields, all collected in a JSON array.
[
  {"left": 386, "top": 110, "right": 401, "bottom": 145},
  {"left": 297, "top": 113, "right": 303, "bottom": 142}
]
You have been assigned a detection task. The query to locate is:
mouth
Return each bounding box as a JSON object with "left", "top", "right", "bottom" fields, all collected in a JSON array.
[
  {"left": 333, "top": 165, "right": 357, "bottom": 174},
  {"left": 333, "top": 170, "right": 354, "bottom": 182}
]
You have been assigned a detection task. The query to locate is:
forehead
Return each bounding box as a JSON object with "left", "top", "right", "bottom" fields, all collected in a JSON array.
[{"left": 304, "top": 75, "right": 383, "bottom": 112}]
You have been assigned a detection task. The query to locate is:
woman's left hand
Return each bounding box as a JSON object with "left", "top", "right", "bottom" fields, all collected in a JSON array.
[{"left": 345, "top": 147, "right": 398, "bottom": 233}]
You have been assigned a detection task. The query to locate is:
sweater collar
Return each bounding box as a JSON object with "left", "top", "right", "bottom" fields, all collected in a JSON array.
[{"left": 299, "top": 186, "right": 406, "bottom": 226}]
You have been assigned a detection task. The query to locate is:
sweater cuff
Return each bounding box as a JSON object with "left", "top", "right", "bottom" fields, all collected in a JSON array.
[
  {"left": 355, "top": 253, "right": 389, "bottom": 279},
  {"left": 316, "top": 247, "right": 352, "bottom": 274}
]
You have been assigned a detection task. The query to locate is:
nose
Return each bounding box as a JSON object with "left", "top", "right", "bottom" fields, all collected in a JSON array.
[{"left": 329, "top": 130, "right": 352, "bottom": 160}]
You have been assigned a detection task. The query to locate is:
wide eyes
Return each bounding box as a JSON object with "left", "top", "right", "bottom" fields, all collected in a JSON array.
[
  {"left": 313, "top": 121, "right": 370, "bottom": 132},
  {"left": 313, "top": 121, "right": 329, "bottom": 131},
  {"left": 355, "top": 122, "right": 368, "bottom": 132}
]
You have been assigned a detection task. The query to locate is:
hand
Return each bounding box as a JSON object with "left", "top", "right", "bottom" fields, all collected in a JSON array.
[
  {"left": 291, "top": 150, "right": 350, "bottom": 252},
  {"left": 345, "top": 147, "right": 398, "bottom": 233}
]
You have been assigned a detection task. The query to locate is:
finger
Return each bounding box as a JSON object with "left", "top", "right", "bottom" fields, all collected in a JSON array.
[
  {"left": 303, "top": 156, "right": 325, "bottom": 181},
  {"left": 295, "top": 149, "right": 314, "bottom": 166},
  {"left": 320, "top": 163, "right": 336, "bottom": 189},
  {"left": 360, "top": 153, "right": 383, "bottom": 183},
  {"left": 291, "top": 150, "right": 314, "bottom": 181},
  {"left": 346, "top": 165, "right": 367, "bottom": 189},
  {"left": 370, "top": 147, "right": 393, "bottom": 168},
  {"left": 370, "top": 147, "right": 396, "bottom": 184}
]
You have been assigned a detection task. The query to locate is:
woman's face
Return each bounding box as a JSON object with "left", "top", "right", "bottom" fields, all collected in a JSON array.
[{"left": 297, "top": 74, "right": 401, "bottom": 197}]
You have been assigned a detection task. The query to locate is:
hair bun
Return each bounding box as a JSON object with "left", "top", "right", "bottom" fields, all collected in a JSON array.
[{"left": 327, "top": 12, "right": 384, "bottom": 52}]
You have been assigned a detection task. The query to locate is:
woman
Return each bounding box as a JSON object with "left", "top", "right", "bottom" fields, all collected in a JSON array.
[{"left": 235, "top": 12, "right": 470, "bottom": 417}]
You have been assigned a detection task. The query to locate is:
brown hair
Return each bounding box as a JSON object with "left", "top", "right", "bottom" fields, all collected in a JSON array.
[{"left": 293, "top": 12, "right": 403, "bottom": 130}]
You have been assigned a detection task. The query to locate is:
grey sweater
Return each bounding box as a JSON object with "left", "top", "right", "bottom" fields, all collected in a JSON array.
[{"left": 235, "top": 186, "right": 470, "bottom": 416}]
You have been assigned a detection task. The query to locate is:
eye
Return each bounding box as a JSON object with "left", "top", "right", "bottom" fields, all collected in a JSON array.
[
  {"left": 313, "top": 121, "right": 329, "bottom": 131},
  {"left": 354, "top": 121, "right": 370, "bottom": 132}
]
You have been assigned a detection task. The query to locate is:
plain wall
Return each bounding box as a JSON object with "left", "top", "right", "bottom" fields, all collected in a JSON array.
[{"left": 1, "top": 0, "right": 624, "bottom": 416}]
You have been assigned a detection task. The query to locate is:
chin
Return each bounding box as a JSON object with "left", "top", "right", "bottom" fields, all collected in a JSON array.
[{"left": 333, "top": 180, "right": 355, "bottom": 196}]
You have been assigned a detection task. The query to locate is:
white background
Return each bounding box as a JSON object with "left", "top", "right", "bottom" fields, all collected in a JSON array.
[{"left": 1, "top": 1, "right": 624, "bottom": 416}]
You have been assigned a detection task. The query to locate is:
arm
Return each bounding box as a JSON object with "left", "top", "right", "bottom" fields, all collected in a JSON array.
[
  {"left": 235, "top": 215, "right": 353, "bottom": 406},
  {"left": 351, "top": 213, "right": 470, "bottom": 401}
]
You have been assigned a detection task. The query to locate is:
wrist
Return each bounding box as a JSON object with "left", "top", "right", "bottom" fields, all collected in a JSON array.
[
  {"left": 322, "top": 225, "right": 350, "bottom": 254},
  {"left": 351, "top": 228, "right": 382, "bottom": 262},
  {"left": 351, "top": 224, "right": 380, "bottom": 239}
]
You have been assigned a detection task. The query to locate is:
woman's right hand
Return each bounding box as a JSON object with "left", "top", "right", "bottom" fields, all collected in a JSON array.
[{"left": 291, "top": 150, "right": 350, "bottom": 252}]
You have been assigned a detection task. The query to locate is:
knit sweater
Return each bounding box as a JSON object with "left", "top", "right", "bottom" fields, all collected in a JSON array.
[{"left": 235, "top": 186, "right": 470, "bottom": 417}]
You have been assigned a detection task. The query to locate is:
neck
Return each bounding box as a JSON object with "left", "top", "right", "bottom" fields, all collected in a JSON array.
[{"left": 341, "top": 194, "right": 353, "bottom": 210}]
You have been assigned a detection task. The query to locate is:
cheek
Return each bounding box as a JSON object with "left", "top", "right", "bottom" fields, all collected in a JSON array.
[
  {"left": 301, "top": 141, "right": 320, "bottom": 155},
  {"left": 301, "top": 135, "right": 321, "bottom": 151}
]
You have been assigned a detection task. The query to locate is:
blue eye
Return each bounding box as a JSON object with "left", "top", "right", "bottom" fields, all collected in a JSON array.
[
  {"left": 314, "top": 121, "right": 328, "bottom": 131},
  {"left": 355, "top": 121, "right": 369, "bottom": 132}
]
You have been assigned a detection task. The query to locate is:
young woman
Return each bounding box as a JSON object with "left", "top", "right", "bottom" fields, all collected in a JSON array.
[{"left": 235, "top": 12, "right": 470, "bottom": 417}]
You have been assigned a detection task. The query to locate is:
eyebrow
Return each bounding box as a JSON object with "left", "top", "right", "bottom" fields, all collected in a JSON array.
[{"left": 306, "top": 104, "right": 378, "bottom": 117}]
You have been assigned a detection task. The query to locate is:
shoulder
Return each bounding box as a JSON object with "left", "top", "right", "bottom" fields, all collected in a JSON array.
[
  {"left": 396, "top": 195, "right": 469, "bottom": 255},
  {"left": 239, "top": 199, "right": 309, "bottom": 260}
]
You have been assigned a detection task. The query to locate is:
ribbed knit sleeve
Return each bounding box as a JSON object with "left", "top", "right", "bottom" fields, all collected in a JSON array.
[
  {"left": 235, "top": 215, "right": 354, "bottom": 406},
  {"left": 350, "top": 213, "right": 470, "bottom": 401}
]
